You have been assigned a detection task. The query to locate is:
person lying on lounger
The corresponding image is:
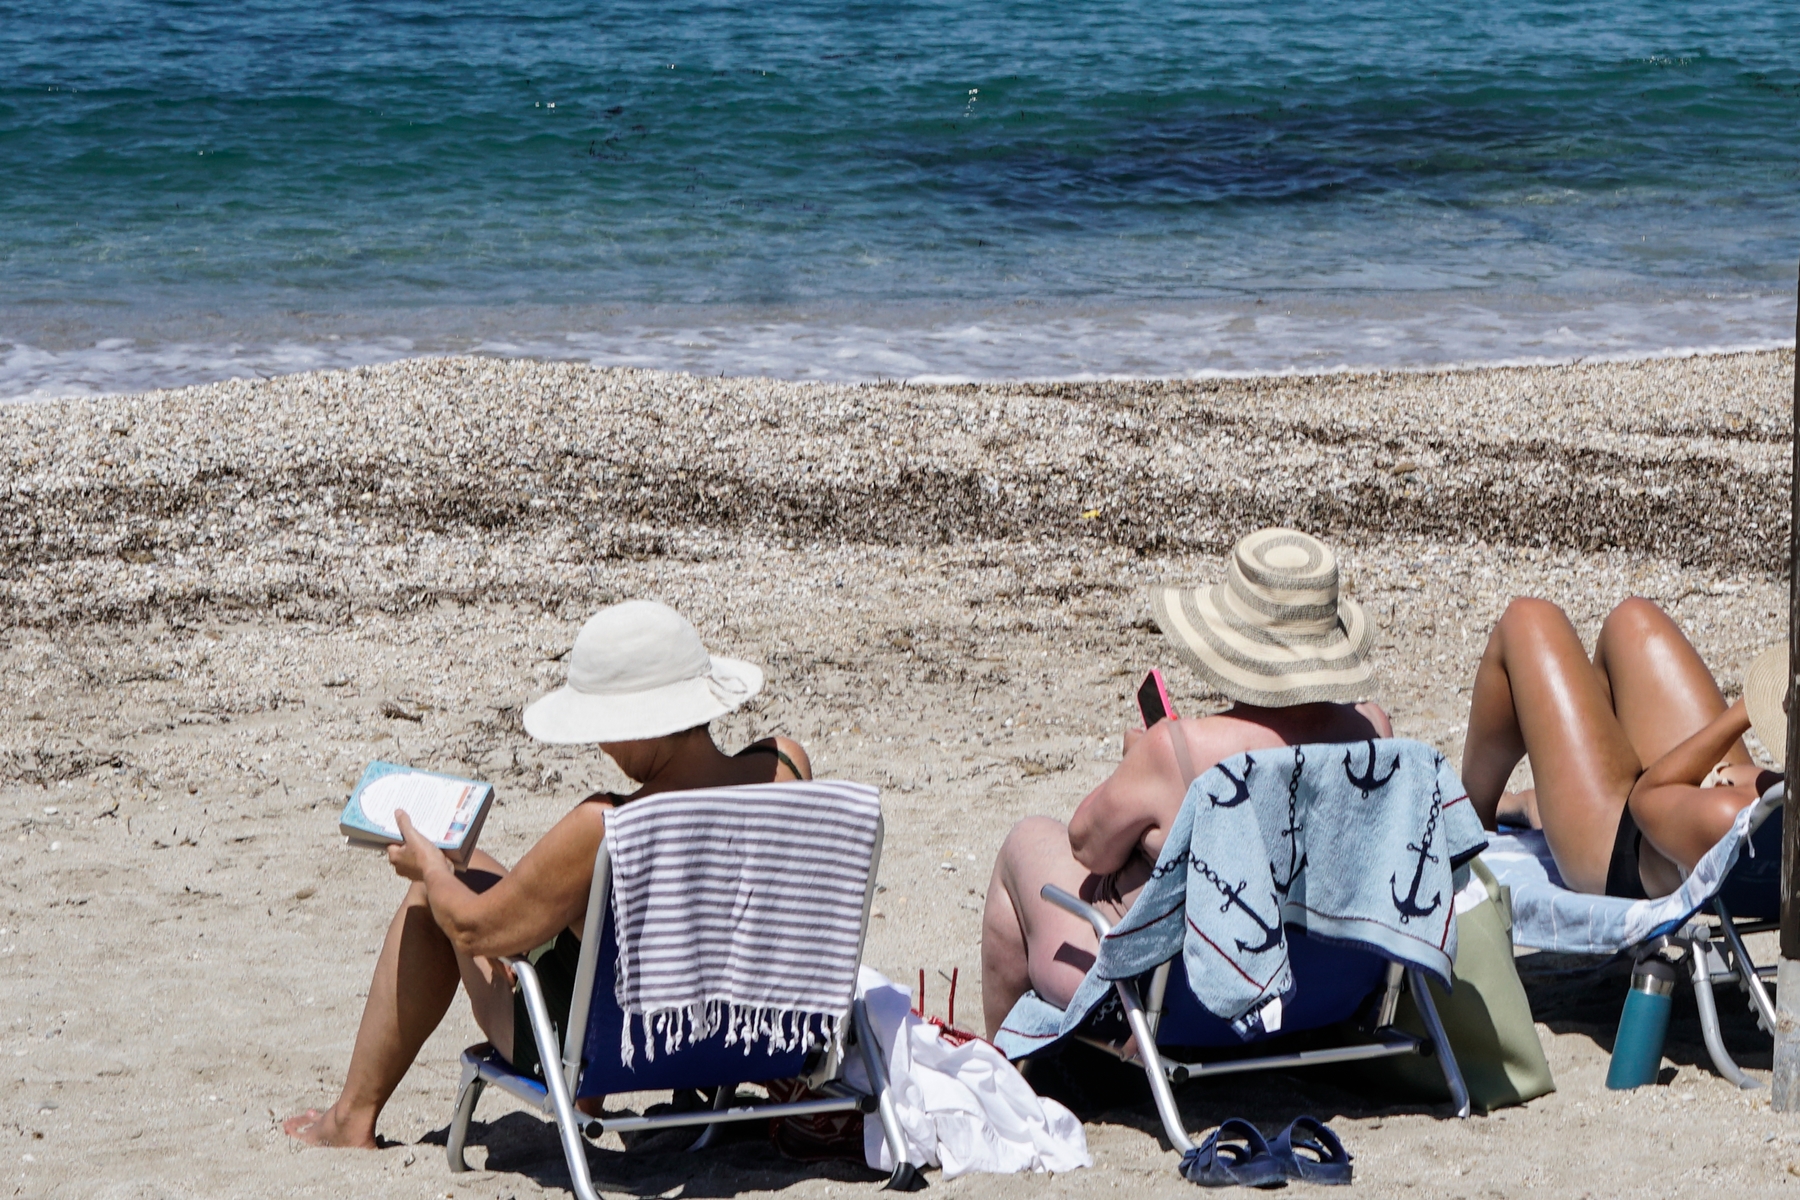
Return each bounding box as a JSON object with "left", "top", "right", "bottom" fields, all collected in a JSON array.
[
  {"left": 980, "top": 528, "right": 1391, "bottom": 1037},
  {"left": 1461, "top": 596, "right": 1782, "bottom": 900},
  {"left": 283, "top": 599, "right": 810, "bottom": 1148}
]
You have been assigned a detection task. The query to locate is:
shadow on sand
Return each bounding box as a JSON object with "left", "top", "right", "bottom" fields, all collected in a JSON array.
[{"left": 416, "top": 1090, "right": 886, "bottom": 1198}]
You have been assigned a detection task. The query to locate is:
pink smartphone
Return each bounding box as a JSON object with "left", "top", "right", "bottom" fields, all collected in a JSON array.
[{"left": 1137, "top": 669, "right": 1178, "bottom": 727}]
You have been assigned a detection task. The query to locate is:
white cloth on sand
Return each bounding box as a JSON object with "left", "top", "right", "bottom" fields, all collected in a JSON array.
[{"left": 843, "top": 967, "right": 1091, "bottom": 1179}]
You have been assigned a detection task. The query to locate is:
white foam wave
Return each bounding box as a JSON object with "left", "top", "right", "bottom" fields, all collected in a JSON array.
[{"left": 2, "top": 291, "right": 1792, "bottom": 402}]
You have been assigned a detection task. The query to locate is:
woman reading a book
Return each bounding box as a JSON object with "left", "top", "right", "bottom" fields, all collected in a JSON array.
[{"left": 284, "top": 599, "right": 811, "bottom": 1148}]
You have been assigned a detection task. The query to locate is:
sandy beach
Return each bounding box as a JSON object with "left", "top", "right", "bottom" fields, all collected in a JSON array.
[{"left": 4, "top": 348, "right": 1799, "bottom": 1198}]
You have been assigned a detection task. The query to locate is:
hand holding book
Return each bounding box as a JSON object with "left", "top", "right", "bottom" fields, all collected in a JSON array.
[{"left": 385, "top": 810, "right": 456, "bottom": 881}]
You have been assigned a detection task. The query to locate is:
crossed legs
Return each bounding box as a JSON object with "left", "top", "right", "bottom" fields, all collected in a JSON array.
[
  {"left": 284, "top": 856, "right": 516, "bottom": 1147},
  {"left": 1461, "top": 596, "right": 1746, "bottom": 895}
]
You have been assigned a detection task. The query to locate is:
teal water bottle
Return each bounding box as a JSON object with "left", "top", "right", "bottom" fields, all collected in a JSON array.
[{"left": 1605, "top": 954, "right": 1677, "bottom": 1089}]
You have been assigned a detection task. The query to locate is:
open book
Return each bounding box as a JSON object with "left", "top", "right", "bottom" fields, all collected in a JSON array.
[{"left": 340, "top": 762, "right": 495, "bottom": 866}]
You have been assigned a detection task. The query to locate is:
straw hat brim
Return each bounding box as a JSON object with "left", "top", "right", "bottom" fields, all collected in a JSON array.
[
  {"left": 1151, "top": 583, "right": 1375, "bottom": 706},
  {"left": 522, "top": 655, "right": 764, "bottom": 744},
  {"left": 1744, "top": 642, "right": 1788, "bottom": 765}
]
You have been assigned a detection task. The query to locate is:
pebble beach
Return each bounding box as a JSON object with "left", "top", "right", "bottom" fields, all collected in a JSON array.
[{"left": 4, "top": 348, "right": 1799, "bottom": 1198}]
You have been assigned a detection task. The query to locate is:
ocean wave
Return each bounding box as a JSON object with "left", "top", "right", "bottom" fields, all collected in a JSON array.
[{"left": 2, "top": 292, "right": 1792, "bottom": 403}]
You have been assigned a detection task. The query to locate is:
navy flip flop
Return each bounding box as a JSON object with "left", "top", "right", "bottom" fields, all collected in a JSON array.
[
  {"left": 1270, "top": 1116, "right": 1353, "bottom": 1185},
  {"left": 1179, "top": 1118, "right": 1288, "bottom": 1189}
]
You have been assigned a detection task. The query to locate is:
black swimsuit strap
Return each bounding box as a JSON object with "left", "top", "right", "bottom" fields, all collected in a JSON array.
[{"left": 737, "top": 742, "right": 806, "bottom": 780}]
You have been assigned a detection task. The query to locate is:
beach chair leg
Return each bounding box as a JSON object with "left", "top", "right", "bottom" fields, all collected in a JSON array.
[
  {"left": 1114, "top": 979, "right": 1198, "bottom": 1154},
  {"left": 851, "top": 996, "right": 927, "bottom": 1191},
  {"left": 447, "top": 1056, "right": 486, "bottom": 1172},
  {"left": 512, "top": 957, "right": 605, "bottom": 1200},
  {"left": 1682, "top": 932, "right": 1762, "bottom": 1090},
  {"left": 1713, "top": 900, "right": 1779, "bottom": 1035},
  {"left": 685, "top": 1087, "right": 732, "bottom": 1151},
  {"left": 1407, "top": 968, "right": 1471, "bottom": 1118}
]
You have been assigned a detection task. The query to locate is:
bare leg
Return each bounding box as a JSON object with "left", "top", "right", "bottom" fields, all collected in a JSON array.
[
  {"left": 285, "top": 855, "right": 517, "bottom": 1147},
  {"left": 1462, "top": 598, "right": 1643, "bottom": 894},
  {"left": 1593, "top": 598, "right": 1748, "bottom": 767},
  {"left": 1593, "top": 598, "right": 1750, "bottom": 892},
  {"left": 981, "top": 816, "right": 1140, "bottom": 1037}
]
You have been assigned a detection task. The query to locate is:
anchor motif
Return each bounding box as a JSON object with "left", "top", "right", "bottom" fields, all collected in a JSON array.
[
  {"left": 1389, "top": 780, "right": 1444, "bottom": 922},
  {"left": 1193, "top": 858, "right": 1283, "bottom": 953},
  {"left": 1207, "top": 758, "right": 1254, "bottom": 808},
  {"left": 1271, "top": 746, "right": 1307, "bottom": 896},
  {"left": 1344, "top": 740, "right": 1398, "bottom": 799}
]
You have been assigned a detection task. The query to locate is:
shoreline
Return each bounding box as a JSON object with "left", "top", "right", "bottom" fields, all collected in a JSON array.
[{"left": 3, "top": 308, "right": 1792, "bottom": 404}]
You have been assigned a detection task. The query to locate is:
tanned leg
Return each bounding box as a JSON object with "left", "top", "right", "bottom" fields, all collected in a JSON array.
[
  {"left": 1593, "top": 597, "right": 1750, "bottom": 893},
  {"left": 283, "top": 881, "right": 461, "bottom": 1146},
  {"left": 981, "top": 816, "right": 1114, "bottom": 1037},
  {"left": 1593, "top": 598, "right": 1747, "bottom": 767},
  {"left": 285, "top": 851, "right": 517, "bottom": 1148},
  {"left": 1462, "top": 597, "right": 1643, "bottom": 894}
]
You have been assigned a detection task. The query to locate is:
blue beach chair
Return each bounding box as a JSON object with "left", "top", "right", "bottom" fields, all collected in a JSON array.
[
  {"left": 1037, "top": 886, "right": 1471, "bottom": 1151},
  {"left": 444, "top": 782, "right": 926, "bottom": 1194},
  {"left": 993, "top": 739, "right": 1480, "bottom": 1155},
  {"left": 1484, "top": 784, "right": 1785, "bottom": 1089}
]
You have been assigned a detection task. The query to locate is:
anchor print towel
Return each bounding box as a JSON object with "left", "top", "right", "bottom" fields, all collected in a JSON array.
[{"left": 992, "top": 739, "right": 1487, "bottom": 1057}]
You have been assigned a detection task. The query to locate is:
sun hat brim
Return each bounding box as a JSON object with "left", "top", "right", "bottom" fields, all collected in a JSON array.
[
  {"left": 522, "top": 655, "right": 764, "bottom": 744},
  {"left": 1744, "top": 642, "right": 1788, "bottom": 765},
  {"left": 1151, "top": 583, "right": 1375, "bottom": 706}
]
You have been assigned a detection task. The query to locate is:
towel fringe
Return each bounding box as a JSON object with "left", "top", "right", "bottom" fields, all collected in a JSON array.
[{"left": 620, "top": 1002, "right": 843, "bottom": 1067}]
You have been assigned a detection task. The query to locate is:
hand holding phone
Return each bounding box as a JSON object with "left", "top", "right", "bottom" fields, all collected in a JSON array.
[{"left": 1137, "top": 669, "right": 1178, "bottom": 728}]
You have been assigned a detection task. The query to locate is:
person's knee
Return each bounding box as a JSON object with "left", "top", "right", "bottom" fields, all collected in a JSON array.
[
  {"left": 990, "top": 816, "right": 1071, "bottom": 905},
  {"left": 1600, "top": 596, "right": 1668, "bottom": 643},
  {"left": 1498, "top": 595, "right": 1565, "bottom": 631}
]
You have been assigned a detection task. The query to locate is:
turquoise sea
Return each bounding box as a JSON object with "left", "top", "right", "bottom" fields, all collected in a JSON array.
[{"left": 3, "top": 0, "right": 1797, "bottom": 399}]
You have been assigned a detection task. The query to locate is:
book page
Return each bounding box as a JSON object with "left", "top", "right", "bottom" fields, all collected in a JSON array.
[{"left": 359, "top": 773, "right": 483, "bottom": 845}]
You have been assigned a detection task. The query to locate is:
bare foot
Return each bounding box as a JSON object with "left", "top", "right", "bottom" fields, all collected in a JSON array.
[{"left": 282, "top": 1105, "right": 378, "bottom": 1148}]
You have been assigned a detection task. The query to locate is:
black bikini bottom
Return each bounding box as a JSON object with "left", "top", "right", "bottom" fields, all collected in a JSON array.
[{"left": 1604, "top": 804, "right": 1649, "bottom": 900}]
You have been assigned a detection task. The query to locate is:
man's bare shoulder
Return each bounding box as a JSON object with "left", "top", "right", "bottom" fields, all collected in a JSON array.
[{"left": 1171, "top": 712, "right": 1276, "bottom": 764}]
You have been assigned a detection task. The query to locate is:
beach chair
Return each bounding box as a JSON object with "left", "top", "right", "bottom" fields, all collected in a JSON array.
[
  {"left": 1038, "top": 888, "right": 1470, "bottom": 1151},
  {"left": 444, "top": 781, "right": 927, "bottom": 1195},
  {"left": 1484, "top": 783, "right": 1785, "bottom": 1089},
  {"left": 993, "top": 739, "right": 1479, "bottom": 1154}
]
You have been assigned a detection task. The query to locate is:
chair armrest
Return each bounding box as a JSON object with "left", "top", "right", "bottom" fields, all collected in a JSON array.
[{"left": 1042, "top": 885, "right": 1113, "bottom": 938}]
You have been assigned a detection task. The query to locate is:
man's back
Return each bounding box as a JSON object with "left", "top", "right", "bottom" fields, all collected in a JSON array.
[{"left": 1068, "top": 701, "right": 1392, "bottom": 872}]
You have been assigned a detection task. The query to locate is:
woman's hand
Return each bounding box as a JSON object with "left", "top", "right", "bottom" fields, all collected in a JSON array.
[{"left": 387, "top": 811, "right": 453, "bottom": 883}]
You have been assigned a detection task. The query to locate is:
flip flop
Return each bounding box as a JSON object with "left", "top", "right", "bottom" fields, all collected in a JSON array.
[
  {"left": 1270, "top": 1116, "right": 1353, "bottom": 1185},
  {"left": 1179, "top": 1118, "right": 1288, "bottom": 1189}
]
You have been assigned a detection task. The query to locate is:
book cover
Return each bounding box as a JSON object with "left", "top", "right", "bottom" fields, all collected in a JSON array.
[{"left": 340, "top": 761, "right": 495, "bottom": 866}]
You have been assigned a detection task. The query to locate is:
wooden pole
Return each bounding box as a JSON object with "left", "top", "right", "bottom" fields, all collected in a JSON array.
[{"left": 1776, "top": 259, "right": 1800, "bottom": 1109}]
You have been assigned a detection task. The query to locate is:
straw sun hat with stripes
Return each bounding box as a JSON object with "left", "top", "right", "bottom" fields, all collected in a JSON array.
[{"left": 1150, "top": 527, "right": 1376, "bottom": 707}]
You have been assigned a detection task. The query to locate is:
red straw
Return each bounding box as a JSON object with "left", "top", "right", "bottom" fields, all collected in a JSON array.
[
  {"left": 948, "top": 967, "right": 958, "bottom": 1027},
  {"left": 916, "top": 968, "right": 926, "bottom": 1016}
]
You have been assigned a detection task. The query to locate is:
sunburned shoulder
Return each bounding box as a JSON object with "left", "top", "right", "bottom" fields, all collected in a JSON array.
[{"left": 1171, "top": 701, "right": 1394, "bottom": 763}]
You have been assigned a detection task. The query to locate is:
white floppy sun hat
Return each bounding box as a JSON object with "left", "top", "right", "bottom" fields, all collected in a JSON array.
[{"left": 522, "top": 600, "right": 764, "bottom": 744}]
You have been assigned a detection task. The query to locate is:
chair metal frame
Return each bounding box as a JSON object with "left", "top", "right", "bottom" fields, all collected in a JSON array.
[
  {"left": 1041, "top": 883, "right": 1471, "bottom": 1151},
  {"left": 446, "top": 812, "right": 926, "bottom": 1194},
  {"left": 1614, "top": 789, "right": 1784, "bottom": 1090}
]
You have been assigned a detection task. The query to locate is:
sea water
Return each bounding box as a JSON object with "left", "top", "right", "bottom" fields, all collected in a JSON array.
[{"left": 3, "top": 0, "right": 1797, "bottom": 400}]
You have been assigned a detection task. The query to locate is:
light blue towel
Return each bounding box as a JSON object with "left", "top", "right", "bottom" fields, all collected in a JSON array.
[
  {"left": 994, "top": 739, "right": 1487, "bottom": 1059},
  {"left": 1484, "top": 784, "right": 1783, "bottom": 956}
]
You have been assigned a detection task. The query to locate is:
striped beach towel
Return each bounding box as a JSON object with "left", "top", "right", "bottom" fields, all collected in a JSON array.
[{"left": 605, "top": 780, "right": 882, "bottom": 1066}]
